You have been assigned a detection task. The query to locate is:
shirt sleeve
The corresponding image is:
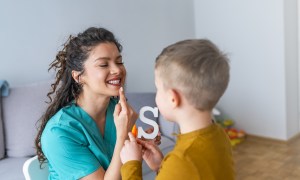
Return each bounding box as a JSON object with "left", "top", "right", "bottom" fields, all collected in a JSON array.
[
  {"left": 121, "top": 160, "right": 143, "bottom": 180},
  {"left": 156, "top": 154, "right": 199, "bottom": 180},
  {"left": 42, "top": 124, "right": 101, "bottom": 179}
]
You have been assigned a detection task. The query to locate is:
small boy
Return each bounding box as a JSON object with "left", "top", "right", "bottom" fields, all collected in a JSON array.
[{"left": 120, "top": 39, "right": 235, "bottom": 179}]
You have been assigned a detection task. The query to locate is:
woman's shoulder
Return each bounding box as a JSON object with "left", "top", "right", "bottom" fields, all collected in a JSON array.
[
  {"left": 45, "top": 104, "right": 83, "bottom": 129},
  {"left": 42, "top": 104, "right": 87, "bottom": 143}
]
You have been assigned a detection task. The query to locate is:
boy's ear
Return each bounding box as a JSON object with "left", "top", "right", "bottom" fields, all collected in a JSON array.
[
  {"left": 169, "top": 89, "right": 181, "bottom": 108},
  {"left": 71, "top": 70, "right": 81, "bottom": 83}
]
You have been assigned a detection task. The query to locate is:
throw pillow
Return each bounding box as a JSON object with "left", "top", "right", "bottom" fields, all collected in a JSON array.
[{"left": 2, "top": 81, "right": 51, "bottom": 157}]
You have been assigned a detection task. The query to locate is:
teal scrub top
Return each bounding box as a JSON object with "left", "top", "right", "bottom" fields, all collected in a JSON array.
[{"left": 41, "top": 98, "right": 118, "bottom": 180}]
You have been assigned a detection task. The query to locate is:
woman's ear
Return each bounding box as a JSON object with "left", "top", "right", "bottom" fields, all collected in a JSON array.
[
  {"left": 71, "top": 70, "right": 81, "bottom": 83},
  {"left": 169, "top": 89, "right": 181, "bottom": 108}
]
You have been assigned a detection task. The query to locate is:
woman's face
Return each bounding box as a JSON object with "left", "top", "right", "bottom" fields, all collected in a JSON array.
[{"left": 80, "top": 42, "right": 126, "bottom": 97}]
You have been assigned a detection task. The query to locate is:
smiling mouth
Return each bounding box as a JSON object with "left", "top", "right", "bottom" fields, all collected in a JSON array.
[{"left": 107, "top": 79, "right": 121, "bottom": 86}]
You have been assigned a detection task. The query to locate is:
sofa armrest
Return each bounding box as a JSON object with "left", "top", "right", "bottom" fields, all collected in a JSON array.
[{"left": 0, "top": 94, "right": 5, "bottom": 159}]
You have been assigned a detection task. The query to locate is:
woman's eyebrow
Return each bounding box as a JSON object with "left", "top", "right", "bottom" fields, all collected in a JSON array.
[
  {"left": 94, "top": 57, "right": 110, "bottom": 62},
  {"left": 94, "top": 55, "right": 122, "bottom": 62},
  {"left": 115, "top": 55, "right": 122, "bottom": 60}
]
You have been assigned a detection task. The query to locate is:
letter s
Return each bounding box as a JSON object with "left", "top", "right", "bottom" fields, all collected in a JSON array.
[{"left": 138, "top": 106, "right": 159, "bottom": 139}]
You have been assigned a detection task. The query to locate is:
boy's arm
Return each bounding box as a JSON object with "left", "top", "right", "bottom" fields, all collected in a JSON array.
[
  {"left": 137, "top": 140, "right": 164, "bottom": 172},
  {"left": 121, "top": 160, "right": 143, "bottom": 180},
  {"left": 120, "top": 133, "right": 143, "bottom": 180},
  {"left": 156, "top": 154, "right": 196, "bottom": 180}
]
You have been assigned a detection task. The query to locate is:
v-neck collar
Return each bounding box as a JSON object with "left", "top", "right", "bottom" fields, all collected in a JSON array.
[
  {"left": 72, "top": 100, "right": 112, "bottom": 141},
  {"left": 70, "top": 98, "right": 117, "bottom": 161}
]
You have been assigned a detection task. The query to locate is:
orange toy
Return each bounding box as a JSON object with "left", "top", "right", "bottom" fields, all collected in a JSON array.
[
  {"left": 225, "top": 128, "right": 246, "bottom": 146},
  {"left": 131, "top": 124, "right": 138, "bottom": 138}
]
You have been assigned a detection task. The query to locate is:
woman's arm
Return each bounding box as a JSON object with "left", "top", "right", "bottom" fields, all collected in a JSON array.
[
  {"left": 81, "top": 136, "right": 126, "bottom": 180},
  {"left": 81, "top": 87, "right": 137, "bottom": 180}
]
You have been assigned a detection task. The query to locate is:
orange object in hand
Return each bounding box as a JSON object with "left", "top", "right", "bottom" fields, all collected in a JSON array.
[{"left": 131, "top": 124, "right": 138, "bottom": 138}]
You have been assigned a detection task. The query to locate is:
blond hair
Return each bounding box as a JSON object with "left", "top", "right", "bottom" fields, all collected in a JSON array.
[{"left": 155, "top": 39, "right": 229, "bottom": 111}]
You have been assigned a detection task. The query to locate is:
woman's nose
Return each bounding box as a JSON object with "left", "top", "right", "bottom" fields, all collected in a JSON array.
[{"left": 110, "top": 64, "right": 122, "bottom": 75}]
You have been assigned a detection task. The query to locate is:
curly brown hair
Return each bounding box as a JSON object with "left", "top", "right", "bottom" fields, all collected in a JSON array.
[{"left": 35, "top": 27, "right": 122, "bottom": 165}]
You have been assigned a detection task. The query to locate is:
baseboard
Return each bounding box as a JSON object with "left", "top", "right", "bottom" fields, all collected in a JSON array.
[
  {"left": 246, "top": 132, "right": 300, "bottom": 144},
  {"left": 287, "top": 132, "right": 300, "bottom": 143},
  {"left": 246, "top": 134, "right": 286, "bottom": 145},
  {"left": 246, "top": 134, "right": 285, "bottom": 144}
]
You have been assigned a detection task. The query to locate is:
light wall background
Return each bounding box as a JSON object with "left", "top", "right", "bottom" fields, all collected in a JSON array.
[
  {"left": 194, "top": 0, "right": 299, "bottom": 140},
  {"left": 1, "top": 0, "right": 299, "bottom": 141},
  {"left": 0, "top": 0, "right": 195, "bottom": 92}
]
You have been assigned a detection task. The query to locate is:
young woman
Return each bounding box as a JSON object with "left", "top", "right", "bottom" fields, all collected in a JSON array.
[{"left": 35, "top": 27, "right": 138, "bottom": 179}]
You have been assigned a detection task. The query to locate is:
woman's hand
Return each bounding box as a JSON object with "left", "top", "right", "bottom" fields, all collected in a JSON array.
[
  {"left": 114, "top": 87, "right": 138, "bottom": 139},
  {"left": 113, "top": 87, "right": 130, "bottom": 139}
]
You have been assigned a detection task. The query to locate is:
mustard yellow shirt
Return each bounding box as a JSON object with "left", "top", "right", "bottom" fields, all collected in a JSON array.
[{"left": 121, "top": 123, "right": 235, "bottom": 180}]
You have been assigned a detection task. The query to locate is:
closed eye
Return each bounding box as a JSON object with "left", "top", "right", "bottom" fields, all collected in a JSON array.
[
  {"left": 115, "top": 57, "right": 124, "bottom": 65},
  {"left": 99, "top": 64, "right": 108, "bottom": 67}
]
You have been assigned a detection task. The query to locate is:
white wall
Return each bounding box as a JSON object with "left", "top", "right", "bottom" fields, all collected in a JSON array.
[
  {"left": 194, "top": 0, "right": 299, "bottom": 140},
  {"left": 285, "top": 0, "right": 298, "bottom": 139},
  {"left": 0, "top": 0, "right": 195, "bottom": 92},
  {"left": 2, "top": 0, "right": 299, "bottom": 140}
]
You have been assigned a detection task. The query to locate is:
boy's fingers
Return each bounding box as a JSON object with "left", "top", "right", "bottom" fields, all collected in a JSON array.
[
  {"left": 146, "top": 127, "right": 154, "bottom": 133},
  {"left": 136, "top": 139, "right": 145, "bottom": 145},
  {"left": 143, "top": 141, "right": 157, "bottom": 151},
  {"left": 124, "top": 140, "right": 130, "bottom": 145},
  {"left": 128, "top": 132, "right": 136, "bottom": 142}
]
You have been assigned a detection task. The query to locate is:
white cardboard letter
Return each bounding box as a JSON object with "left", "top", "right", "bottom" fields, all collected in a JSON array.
[{"left": 138, "top": 106, "right": 159, "bottom": 139}]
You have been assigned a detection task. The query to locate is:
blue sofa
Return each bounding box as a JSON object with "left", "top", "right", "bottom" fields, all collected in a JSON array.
[{"left": 0, "top": 81, "right": 178, "bottom": 179}]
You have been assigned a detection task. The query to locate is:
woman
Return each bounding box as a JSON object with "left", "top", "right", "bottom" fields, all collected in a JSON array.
[{"left": 35, "top": 27, "right": 138, "bottom": 179}]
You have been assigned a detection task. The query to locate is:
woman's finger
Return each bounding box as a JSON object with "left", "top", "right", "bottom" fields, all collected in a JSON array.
[
  {"left": 113, "top": 103, "right": 121, "bottom": 117},
  {"left": 118, "top": 87, "right": 128, "bottom": 114}
]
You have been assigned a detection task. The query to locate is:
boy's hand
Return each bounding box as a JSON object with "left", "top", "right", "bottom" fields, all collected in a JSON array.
[
  {"left": 120, "top": 132, "right": 142, "bottom": 164},
  {"left": 137, "top": 139, "right": 164, "bottom": 172},
  {"left": 138, "top": 127, "right": 161, "bottom": 145}
]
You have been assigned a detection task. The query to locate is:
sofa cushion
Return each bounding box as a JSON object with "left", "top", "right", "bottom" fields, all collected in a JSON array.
[
  {"left": 143, "top": 172, "right": 156, "bottom": 180},
  {"left": 2, "top": 81, "right": 51, "bottom": 157},
  {"left": 0, "top": 95, "right": 5, "bottom": 159},
  {"left": 0, "top": 157, "right": 28, "bottom": 179},
  {"left": 126, "top": 93, "right": 158, "bottom": 130}
]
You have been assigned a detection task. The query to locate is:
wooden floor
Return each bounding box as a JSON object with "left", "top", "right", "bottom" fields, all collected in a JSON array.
[{"left": 233, "top": 135, "right": 300, "bottom": 180}]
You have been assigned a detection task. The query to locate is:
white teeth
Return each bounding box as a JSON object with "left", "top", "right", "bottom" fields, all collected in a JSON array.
[{"left": 108, "top": 80, "right": 120, "bottom": 85}]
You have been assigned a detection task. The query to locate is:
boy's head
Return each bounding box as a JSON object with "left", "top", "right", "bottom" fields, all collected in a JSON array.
[{"left": 155, "top": 39, "right": 229, "bottom": 112}]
